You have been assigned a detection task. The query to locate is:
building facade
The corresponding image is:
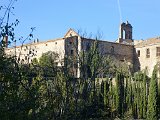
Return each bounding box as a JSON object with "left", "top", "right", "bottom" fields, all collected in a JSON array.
[{"left": 4, "top": 21, "right": 160, "bottom": 77}]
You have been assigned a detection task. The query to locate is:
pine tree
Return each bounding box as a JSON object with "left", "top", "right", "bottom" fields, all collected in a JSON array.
[{"left": 147, "top": 67, "right": 158, "bottom": 120}]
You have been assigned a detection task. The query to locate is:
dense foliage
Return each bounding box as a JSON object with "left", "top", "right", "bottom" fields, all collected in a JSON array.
[
  {"left": 0, "top": 43, "right": 160, "bottom": 120},
  {"left": 1, "top": 1, "right": 160, "bottom": 119}
]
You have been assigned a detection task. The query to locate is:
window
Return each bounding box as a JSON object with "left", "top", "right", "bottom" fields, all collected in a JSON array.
[
  {"left": 120, "top": 59, "right": 124, "bottom": 62},
  {"left": 86, "top": 43, "right": 90, "bottom": 51},
  {"left": 69, "top": 41, "right": 72, "bottom": 45},
  {"left": 137, "top": 50, "right": 140, "bottom": 57},
  {"left": 123, "top": 30, "right": 126, "bottom": 39},
  {"left": 55, "top": 42, "right": 57, "bottom": 45},
  {"left": 18, "top": 57, "right": 20, "bottom": 61},
  {"left": 25, "top": 56, "right": 27, "bottom": 60},
  {"left": 157, "top": 47, "right": 160, "bottom": 56},
  {"left": 146, "top": 48, "right": 150, "bottom": 58},
  {"left": 21, "top": 59, "right": 24, "bottom": 63},
  {"left": 71, "top": 50, "right": 74, "bottom": 55},
  {"left": 110, "top": 46, "right": 114, "bottom": 53}
]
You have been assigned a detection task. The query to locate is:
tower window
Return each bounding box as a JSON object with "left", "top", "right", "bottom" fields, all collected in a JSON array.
[
  {"left": 146, "top": 48, "right": 150, "bottom": 58},
  {"left": 123, "top": 30, "right": 125, "bottom": 39},
  {"left": 137, "top": 50, "right": 140, "bottom": 57}
]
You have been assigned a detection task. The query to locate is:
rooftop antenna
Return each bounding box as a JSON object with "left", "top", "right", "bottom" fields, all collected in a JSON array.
[{"left": 117, "top": 0, "right": 122, "bottom": 23}]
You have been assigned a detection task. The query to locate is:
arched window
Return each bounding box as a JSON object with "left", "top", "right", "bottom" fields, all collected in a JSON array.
[{"left": 110, "top": 46, "right": 114, "bottom": 53}]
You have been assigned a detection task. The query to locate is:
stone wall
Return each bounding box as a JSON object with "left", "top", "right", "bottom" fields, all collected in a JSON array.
[
  {"left": 81, "top": 38, "right": 134, "bottom": 65},
  {"left": 5, "top": 38, "right": 65, "bottom": 66}
]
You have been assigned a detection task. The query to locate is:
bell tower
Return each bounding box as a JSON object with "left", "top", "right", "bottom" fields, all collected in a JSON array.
[{"left": 118, "top": 21, "right": 133, "bottom": 43}]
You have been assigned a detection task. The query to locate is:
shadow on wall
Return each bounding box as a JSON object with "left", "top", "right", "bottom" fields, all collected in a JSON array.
[{"left": 133, "top": 48, "right": 140, "bottom": 72}]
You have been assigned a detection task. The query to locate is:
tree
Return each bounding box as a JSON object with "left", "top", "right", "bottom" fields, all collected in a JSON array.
[
  {"left": 39, "top": 51, "right": 59, "bottom": 67},
  {"left": 142, "top": 70, "right": 147, "bottom": 119},
  {"left": 147, "top": 67, "right": 158, "bottom": 120},
  {"left": 115, "top": 72, "right": 124, "bottom": 117}
]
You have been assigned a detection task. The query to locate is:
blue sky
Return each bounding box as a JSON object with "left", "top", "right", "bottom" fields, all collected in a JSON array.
[{"left": 1, "top": 0, "right": 160, "bottom": 42}]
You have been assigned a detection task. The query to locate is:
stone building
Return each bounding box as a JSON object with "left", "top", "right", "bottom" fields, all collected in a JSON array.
[
  {"left": 135, "top": 37, "right": 160, "bottom": 76},
  {"left": 4, "top": 21, "right": 160, "bottom": 77}
]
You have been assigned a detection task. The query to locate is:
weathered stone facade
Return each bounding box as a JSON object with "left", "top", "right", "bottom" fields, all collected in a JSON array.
[
  {"left": 135, "top": 37, "right": 160, "bottom": 76},
  {"left": 4, "top": 21, "right": 160, "bottom": 77},
  {"left": 81, "top": 38, "right": 134, "bottom": 65}
]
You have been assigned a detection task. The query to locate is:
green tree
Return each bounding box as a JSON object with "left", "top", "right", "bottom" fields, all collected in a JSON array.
[
  {"left": 115, "top": 72, "right": 124, "bottom": 117},
  {"left": 124, "top": 76, "right": 133, "bottom": 118},
  {"left": 39, "top": 51, "right": 59, "bottom": 67},
  {"left": 142, "top": 71, "right": 147, "bottom": 119},
  {"left": 147, "top": 67, "right": 158, "bottom": 120}
]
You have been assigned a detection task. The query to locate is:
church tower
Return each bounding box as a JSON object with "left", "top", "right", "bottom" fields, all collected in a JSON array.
[{"left": 118, "top": 21, "right": 133, "bottom": 43}]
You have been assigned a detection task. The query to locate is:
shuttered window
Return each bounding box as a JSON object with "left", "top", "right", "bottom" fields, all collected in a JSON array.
[
  {"left": 156, "top": 47, "right": 160, "bottom": 56},
  {"left": 146, "top": 49, "right": 150, "bottom": 58}
]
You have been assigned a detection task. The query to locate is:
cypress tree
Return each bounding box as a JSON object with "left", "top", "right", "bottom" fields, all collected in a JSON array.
[
  {"left": 142, "top": 71, "right": 147, "bottom": 119},
  {"left": 115, "top": 72, "right": 124, "bottom": 117},
  {"left": 132, "top": 80, "right": 137, "bottom": 118},
  {"left": 103, "top": 78, "right": 109, "bottom": 108},
  {"left": 109, "top": 78, "right": 115, "bottom": 117},
  {"left": 138, "top": 81, "right": 143, "bottom": 118},
  {"left": 158, "top": 81, "right": 160, "bottom": 118},
  {"left": 115, "top": 72, "right": 120, "bottom": 116},
  {"left": 147, "top": 67, "right": 158, "bottom": 120},
  {"left": 125, "top": 76, "right": 133, "bottom": 117},
  {"left": 103, "top": 80, "right": 107, "bottom": 107}
]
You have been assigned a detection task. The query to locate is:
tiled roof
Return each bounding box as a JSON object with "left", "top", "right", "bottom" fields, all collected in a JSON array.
[
  {"left": 135, "top": 37, "right": 160, "bottom": 47},
  {"left": 6, "top": 38, "right": 64, "bottom": 50}
]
